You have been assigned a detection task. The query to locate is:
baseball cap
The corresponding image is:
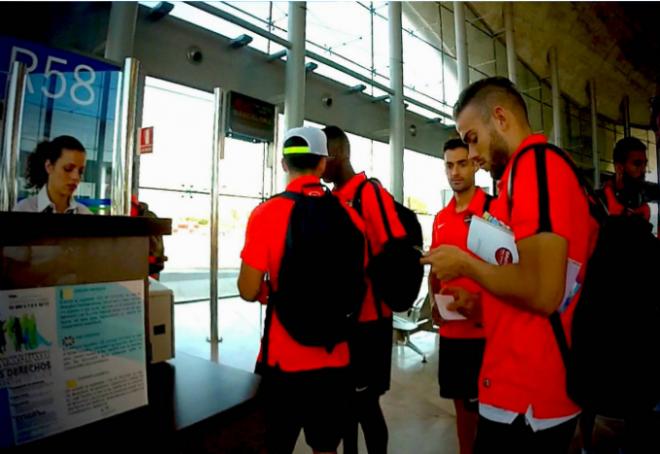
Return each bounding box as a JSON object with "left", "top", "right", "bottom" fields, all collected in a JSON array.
[{"left": 283, "top": 127, "right": 328, "bottom": 157}]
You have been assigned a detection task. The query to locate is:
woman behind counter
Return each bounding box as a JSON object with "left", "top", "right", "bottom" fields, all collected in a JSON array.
[{"left": 14, "top": 135, "right": 91, "bottom": 214}]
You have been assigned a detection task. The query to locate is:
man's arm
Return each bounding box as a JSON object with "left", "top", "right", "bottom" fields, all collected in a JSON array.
[
  {"left": 422, "top": 232, "right": 568, "bottom": 316},
  {"left": 238, "top": 262, "right": 265, "bottom": 302}
]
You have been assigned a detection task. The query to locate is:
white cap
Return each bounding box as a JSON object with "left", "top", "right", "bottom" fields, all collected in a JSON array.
[{"left": 283, "top": 127, "right": 328, "bottom": 157}]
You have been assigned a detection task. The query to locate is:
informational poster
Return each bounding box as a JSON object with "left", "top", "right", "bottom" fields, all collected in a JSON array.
[{"left": 0, "top": 280, "right": 147, "bottom": 447}]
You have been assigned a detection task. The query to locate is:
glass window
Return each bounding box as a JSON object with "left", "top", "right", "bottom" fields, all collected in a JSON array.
[
  {"left": 440, "top": 6, "right": 456, "bottom": 57},
  {"left": 403, "top": 30, "right": 444, "bottom": 112},
  {"left": 306, "top": 1, "right": 373, "bottom": 80},
  {"left": 495, "top": 40, "right": 507, "bottom": 77},
  {"left": 443, "top": 55, "right": 459, "bottom": 107},
  {"left": 140, "top": 78, "right": 214, "bottom": 192},
  {"left": 140, "top": 188, "right": 211, "bottom": 302},
  {"left": 524, "top": 95, "right": 543, "bottom": 133},
  {"left": 467, "top": 24, "right": 495, "bottom": 76},
  {"left": 166, "top": 2, "right": 272, "bottom": 53},
  {"left": 372, "top": 139, "right": 392, "bottom": 191}
]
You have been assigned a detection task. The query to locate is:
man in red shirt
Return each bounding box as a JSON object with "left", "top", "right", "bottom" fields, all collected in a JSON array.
[
  {"left": 423, "top": 77, "right": 599, "bottom": 453},
  {"left": 599, "top": 137, "right": 650, "bottom": 220},
  {"left": 430, "top": 138, "right": 489, "bottom": 454},
  {"left": 322, "top": 125, "right": 406, "bottom": 454},
  {"left": 238, "top": 127, "right": 365, "bottom": 454}
]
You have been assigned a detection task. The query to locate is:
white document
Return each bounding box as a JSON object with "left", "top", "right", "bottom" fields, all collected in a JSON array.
[
  {"left": 467, "top": 216, "right": 519, "bottom": 265},
  {"left": 559, "top": 259, "right": 582, "bottom": 313},
  {"left": 434, "top": 294, "right": 467, "bottom": 321}
]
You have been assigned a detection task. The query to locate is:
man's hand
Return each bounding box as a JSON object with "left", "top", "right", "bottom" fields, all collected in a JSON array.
[
  {"left": 421, "top": 245, "right": 472, "bottom": 281},
  {"left": 442, "top": 287, "right": 482, "bottom": 322}
]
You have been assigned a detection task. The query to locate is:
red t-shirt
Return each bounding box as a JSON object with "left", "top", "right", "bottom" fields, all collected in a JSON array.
[
  {"left": 602, "top": 179, "right": 651, "bottom": 221},
  {"left": 479, "top": 134, "right": 599, "bottom": 418},
  {"left": 241, "top": 175, "right": 366, "bottom": 372},
  {"left": 430, "top": 187, "right": 489, "bottom": 339},
  {"left": 334, "top": 172, "right": 407, "bottom": 322}
]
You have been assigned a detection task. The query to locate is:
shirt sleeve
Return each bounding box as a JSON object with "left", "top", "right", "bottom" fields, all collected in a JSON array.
[
  {"left": 240, "top": 204, "right": 269, "bottom": 272},
  {"left": 360, "top": 182, "right": 407, "bottom": 254},
  {"left": 509, "top": 148, "right": 585, "bottom": 243},
  {"left": 430, "top": 212, "right": 442, "bottom": 249}
]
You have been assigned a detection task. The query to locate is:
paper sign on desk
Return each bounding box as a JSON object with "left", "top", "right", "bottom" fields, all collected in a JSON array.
[
  {"left": 434, "top": 294, "right": 467, "bottom": 321},
  {"left": 467, "top": 216, "right": 519, "bottom": 265}
]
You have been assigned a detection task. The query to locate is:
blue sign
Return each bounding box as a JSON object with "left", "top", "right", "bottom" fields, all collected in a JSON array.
[{"left": 0, "top": 36, "right": 120, "bottom": 105}]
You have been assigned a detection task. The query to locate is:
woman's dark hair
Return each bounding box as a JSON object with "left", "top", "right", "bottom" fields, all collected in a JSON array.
[{"left": 26, "top": 135, "right": 85, "bottom": 188}]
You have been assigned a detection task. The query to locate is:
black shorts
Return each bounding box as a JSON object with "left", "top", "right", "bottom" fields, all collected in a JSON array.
[
  {"left": 259, "top": 366, "right": 351, "bottom": 453},
  {"left": 438, "top": 336, "right": 485, "bottom": 401},
  {"left": 349, "top": 317, "right": 393, "bottom": 394}
]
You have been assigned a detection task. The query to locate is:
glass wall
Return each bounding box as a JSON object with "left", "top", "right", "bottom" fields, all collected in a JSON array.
[{"left": 139, "top": 77, "right": 271, "bottom": 303}]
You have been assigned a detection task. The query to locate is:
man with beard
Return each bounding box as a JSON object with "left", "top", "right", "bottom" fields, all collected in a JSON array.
[
  {"left": 422, "top": 77, "right": 599, "bottom": 454},
  {"left": 600, "top": 137, "right": 650, "bottom": 220},
  {"left": 430, "top": 138, "right": 490, "bottom": 454}
]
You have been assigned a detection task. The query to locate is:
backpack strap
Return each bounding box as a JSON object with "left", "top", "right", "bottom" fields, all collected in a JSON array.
[
  {"left": 505, "top": 143, "right": 605, "bottom": 373},
  {"left": 506, "top": 143, "right": 607, "bottom": 225},
  {"left": 260, "top": 278, "right": 275, "bottom": 371},
  {"left": 354, "top": 178, "right": 396, "bottom": 241},
  {"left": 353, "top": 178, "right": 391, "bottom": 320},
  {"left": 483, "top": 193, "right": 494, "bottom": 214}
]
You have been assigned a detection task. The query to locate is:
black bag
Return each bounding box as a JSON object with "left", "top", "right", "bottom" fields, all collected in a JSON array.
[
  {"left": 265, "top": 185, "right": 366, "bottom": 352},
  {"left": 508, "top": 143, "right": 660, "bottom": 417},
  {"left": 353, "top": 178, "right": 424, "bottom": 313}
]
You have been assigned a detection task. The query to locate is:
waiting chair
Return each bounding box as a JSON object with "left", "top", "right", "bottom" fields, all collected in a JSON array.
[{"left": 392, "top": 294, "right": 431, "bottom": 363}]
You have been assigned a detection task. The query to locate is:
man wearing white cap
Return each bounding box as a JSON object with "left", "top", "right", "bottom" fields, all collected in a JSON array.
[{"left": 238, "top": 127, "right": 367, "bottom": 454}]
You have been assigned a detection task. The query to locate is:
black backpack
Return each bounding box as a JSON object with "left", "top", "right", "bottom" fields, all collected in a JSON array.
[
  {"left": 508, "top": 143, "right": 660, "bottom": 417},
  {"left": 263, "top": 185, "right": 366, "bottom": 353},
  {"left": 353, "top": 178, "right": 424, "bottom": 313}
]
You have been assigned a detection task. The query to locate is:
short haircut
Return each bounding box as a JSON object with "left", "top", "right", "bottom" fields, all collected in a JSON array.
[
  {"left": 453, "top": 76, "right": 528, "bottom": 122},
  {"left": 443, "top": 138, "right": 468, "bottom": 153},
  {"left": 322, "top": 125, "right": 350, "bottom": 154},
  {"left": 283, "top": 135, "right": 323, "bottom": 171},
  {"left": 613, "top": 137, "right": 647, "bottom": 164}
]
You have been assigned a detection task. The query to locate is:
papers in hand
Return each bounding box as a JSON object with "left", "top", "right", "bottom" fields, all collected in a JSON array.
[
  {"left": 434, "top": 293, "right": 467, "bottom": 321},
  {"left": 467, "top": 216, "right": 519, "bottom": 265}
]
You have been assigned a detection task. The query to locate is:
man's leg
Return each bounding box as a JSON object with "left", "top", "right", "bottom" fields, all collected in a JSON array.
[
  {"left": 473, "top": 416, "right": 529, "bottom": 454},
  {"left": 358, "top": 389, "right": 388, "bottom": 454},
  {"left": 342, "top": 390, "right": 360, "bottom": 454},
  {"left": 263, "top": 372, "right": 304, "bottom": 454},
  {"left": 531, "top": 417, "right": 578, "bottom": 454},
  {"left": 454, "top": 398, "right": 479, "bottom": 454},
  {"left": 303, "top": 368, "right": 350, "bottom": 454}
]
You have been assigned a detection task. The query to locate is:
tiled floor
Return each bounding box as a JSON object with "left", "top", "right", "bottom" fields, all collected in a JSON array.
[{"left": 173, "top": 298, "right": 459, "bottom": 454}]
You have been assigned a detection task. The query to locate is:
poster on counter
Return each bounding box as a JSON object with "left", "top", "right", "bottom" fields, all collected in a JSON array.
[{"left": 0, "top": 280, "right": 147, "bottom": 447}]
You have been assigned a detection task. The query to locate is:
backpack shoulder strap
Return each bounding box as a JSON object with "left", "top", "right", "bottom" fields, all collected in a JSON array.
[
  {"left": 354, "top": 177, "right": 395, "bottom": 240},
  {"left": 483, "top": 193, "right": 494, "bottom": 214},
  {"left": 507, "top": 143, "right": 607, "bottom": 224},
  {"left": 270, "top": 191, "right": 301, "bottom": 202}
]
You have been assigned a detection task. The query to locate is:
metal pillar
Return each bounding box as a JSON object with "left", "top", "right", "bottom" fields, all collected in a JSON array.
[
  {"left": 111, "top": 58, "right": 140, "bottom": 215},
  {"left": 105, "top": 2, "right": 138, "bottom": 62},
  {"left": 209, "top": 88, "right": 226, "bottom": 345},
  {"left": 504, "top": 3, "right": 517, "bottom": 85},
  {"left": 590, "top": 79, "right": 600, "bottom": 188},
  {"left": 0, "top": 61, "right": 27, "bottom": 211},
  {"left": 284, "top": 2, "right": 306, "bottom": 132},
  {"left": 621, "top": 95, "right": 631, "bottom": 138},
  {"left": 454, "top": 2, "right": 469, "bottom": 91},
  {"left": 549, "top": 47, "right": 561, "bottom": 146},
  {"left": 389, "top": 1, "right": 404, "bottom": 202}
]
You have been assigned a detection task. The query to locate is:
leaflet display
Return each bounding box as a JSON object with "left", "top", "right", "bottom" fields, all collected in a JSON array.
[{"left": 0, "top": 280, "right": 147, "bottom": 447}]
